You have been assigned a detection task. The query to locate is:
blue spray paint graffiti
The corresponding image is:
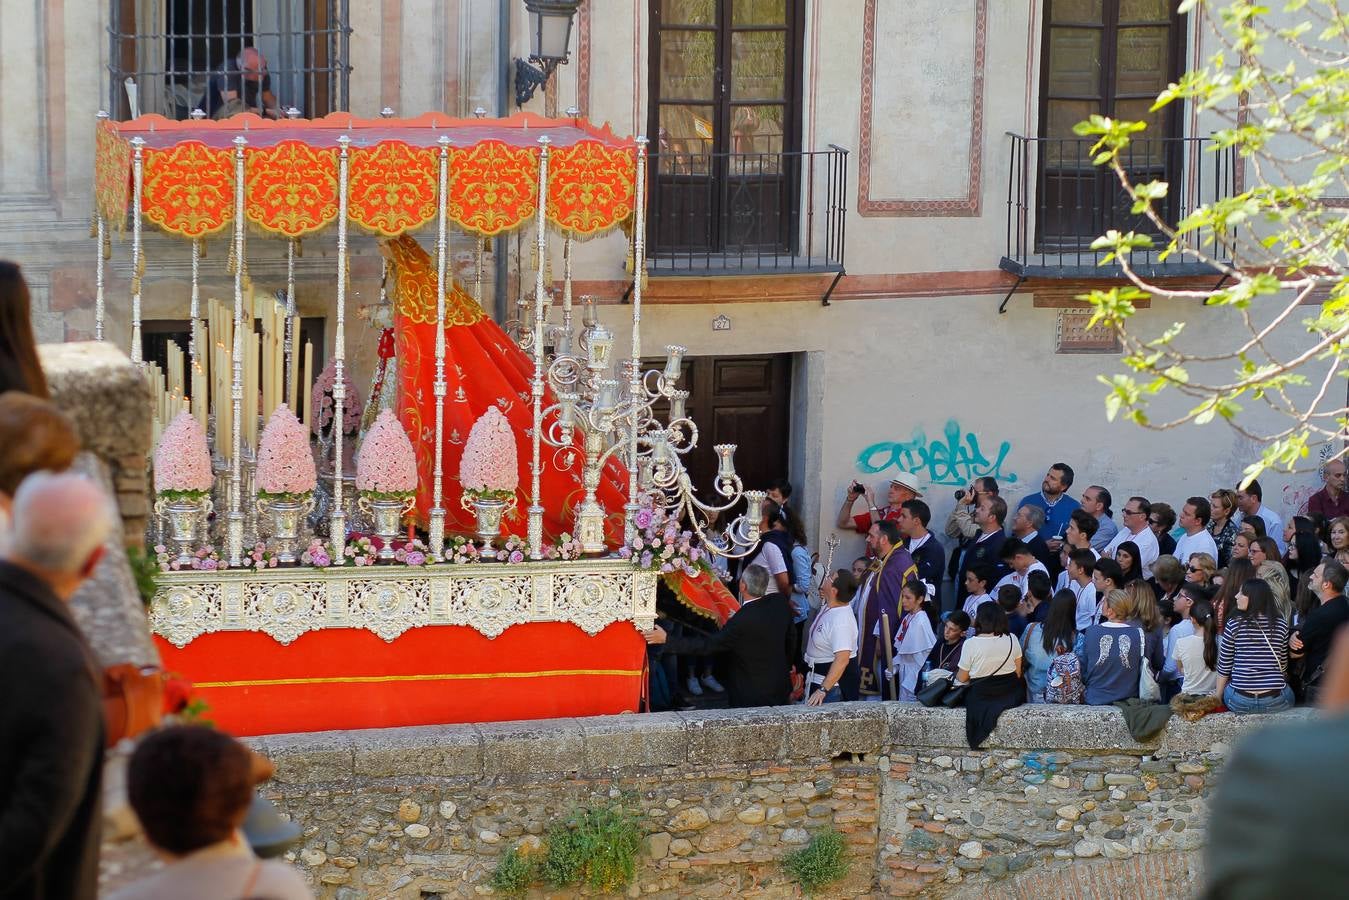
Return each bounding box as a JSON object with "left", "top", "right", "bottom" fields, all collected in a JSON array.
[{"left": 857, "top": 420, "right": 1019, "bottom": 487}]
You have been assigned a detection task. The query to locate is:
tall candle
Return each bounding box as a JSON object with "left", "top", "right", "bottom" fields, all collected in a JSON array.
[{"left": 301, "top": 341, "right": 314, "bottom": 428}]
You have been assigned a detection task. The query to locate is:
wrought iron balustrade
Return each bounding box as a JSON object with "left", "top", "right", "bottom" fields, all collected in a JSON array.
[
  {"left": 646, "top": 146, "right": 848, "bottom": 275},
  {"left": 1002, "top": 133, "right": 1236, "bottom": 279}
]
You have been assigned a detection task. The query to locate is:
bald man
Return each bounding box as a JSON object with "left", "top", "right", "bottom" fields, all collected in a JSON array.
[
  {"left": 0, "top": 472, "right": 114, "bottom": 900},
  {"left": 1308, "top": 458, "right": 1349, "bottom": 521},
  {"left": 201, "top": 46, "right": 280, "bottom": 119}
]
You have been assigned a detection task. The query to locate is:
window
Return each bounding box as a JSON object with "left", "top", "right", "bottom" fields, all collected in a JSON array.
[
  {"left": 1036, "top": 0, "right": 1184, "bottom": 247},
  {"left": 108, "top": 0, "right": 350, "bottom": 120},
  {"left": 647, "top": 0, "right": 806, "bottom": 258}
]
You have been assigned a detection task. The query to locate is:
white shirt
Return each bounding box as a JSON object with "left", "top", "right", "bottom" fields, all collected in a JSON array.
[
  {"left": 992, "top": 560, "right": 1049, "bottom": 598},
  {"left": 1073, "top": 581, "right": 1097, "bottom": 632},
  {"left": 1173, "top": 632, "right": 1219, "bottom": 695},
  {"left": 1173, "top": 529, "right": 1219, "bottom": 566},
  {"left": 804, "top": 605, "right": 859, "bottom": 664},
  {"left": 958, "top": 633, "right": 1022, "bottom": 678},
  {"left": 1103, "top": 525, "right": 1160, "bottom": 579},
  {"left": 747, "top": 540, "right": 787, "bottom": 577}
]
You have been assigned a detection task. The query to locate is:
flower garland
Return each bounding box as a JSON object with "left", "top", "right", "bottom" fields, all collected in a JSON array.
[
  {"left": 443, "top": 535, "right": 482, "bottom": 565},
  {"left": 153, "top": 411, "right": 214, "bottom": 501},
  {"left": 155, "top": 543, "right": 228, "bottom": 572},
  {"left": 543, "top": 532, "right": 584, "bottom": 561}
]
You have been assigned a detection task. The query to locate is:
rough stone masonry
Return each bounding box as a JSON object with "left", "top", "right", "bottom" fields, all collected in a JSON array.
[{"left": 100, "top": 703, "right": 1307, "bottom": 898}]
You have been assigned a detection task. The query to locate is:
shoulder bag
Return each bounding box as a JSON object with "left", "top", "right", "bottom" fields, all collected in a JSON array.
[
  {"left": 1137, "top": 628, "right": 1161, "bottom": 702},
  {"left": 944, "top": 637, "right": 1015, "bottom": 708}
]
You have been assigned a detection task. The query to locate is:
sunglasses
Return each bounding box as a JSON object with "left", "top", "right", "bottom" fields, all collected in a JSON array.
[{"left": 1186, "top": 565, "right": 1203, "bottom": 573}]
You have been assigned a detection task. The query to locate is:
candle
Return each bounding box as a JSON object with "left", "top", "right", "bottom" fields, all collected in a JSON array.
[{"left": 301, "top": 341, "right": 313, "bottom": 428}]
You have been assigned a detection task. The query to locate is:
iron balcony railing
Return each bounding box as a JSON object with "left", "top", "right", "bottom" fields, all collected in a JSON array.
[
  {"left": 646, "top": 146, "right": 848, "bottom": 275},
  {"left": 108, "top": 0, "right": 351, "bottom": 121},
  {"left": 1002, "top": 133, "right": 1237, "bottom": 278}
]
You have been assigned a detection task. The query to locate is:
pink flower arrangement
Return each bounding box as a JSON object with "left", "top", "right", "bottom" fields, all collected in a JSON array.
[
  {"left": 155, "top": 543, "right": 229, "bottom": 573},
  {"left": 256, "top": 404, "right": 317, "bottom": 500},
  {"left": 460, "top": 407, "right": 519, "bottom": 498},
  {"left": 619, "top": 505, "right": 704, "bottom": 576},
  {"left": 543, "top": 533, "right": 584, "bottom": 561},
  {"left": 356, "top": 410, "right": 418, "bottom": 498},
  {"left": 300, "top": 539, "right": 333, "bottom": 568},
  {"left": 310, "top": 359, "right": 364, "bottom": 437},
  {"left": 444, "top": 536, "right": 481, "bottom": 565},
  {"left": 239, "top": 541, "right": 280, "bottom": 569},
  {"left": 393, "top": 538, "right": 431, "bottom": 567},
  {"left": 154, "top": 412, "right": 214, "bottom": 499}
]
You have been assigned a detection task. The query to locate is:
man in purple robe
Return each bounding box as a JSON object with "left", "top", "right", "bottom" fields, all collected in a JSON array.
[{"left": 854, "top": 519, "right": 918, "bottom": 697}]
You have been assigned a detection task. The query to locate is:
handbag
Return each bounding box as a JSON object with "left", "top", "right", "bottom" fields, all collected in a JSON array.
[
  {"left": 1137, "top": 628, "right": 1161, "bottom": 702},
  {"left": 940, "top": 681, "right": 970, "bottom": 708},
  {"left": 916, "top": 675, "right": 952, "bottom": 707}
]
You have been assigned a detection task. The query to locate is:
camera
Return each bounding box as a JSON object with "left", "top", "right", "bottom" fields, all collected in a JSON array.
[
  {"left": 850, "top": 481, "right": 865, "bottom": 496},
  {"left": 954, "top": 489, "right": 966, "bottom": 501}
]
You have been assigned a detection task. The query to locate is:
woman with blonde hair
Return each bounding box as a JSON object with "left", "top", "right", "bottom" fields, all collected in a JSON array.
[
  {"left": 1122, "top": 579, "right": 1167, "bottom": 676},
  {"left": 1185, "top": 552, "right": 1218, "bottom": 588},
  {"left": 1328, "top": 516, "right": 1349, "bottom": 568},
  {"left": 1209, "top": 489, "right": 1239, "bottom": 566}
]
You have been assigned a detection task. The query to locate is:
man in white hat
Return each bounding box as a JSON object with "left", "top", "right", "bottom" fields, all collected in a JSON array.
[{"left": 837, "top": 470, "right": 924, "bottom": 534}]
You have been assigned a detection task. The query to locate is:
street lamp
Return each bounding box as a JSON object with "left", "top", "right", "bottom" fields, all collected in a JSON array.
[{"left": 515, "top": 0, "right": 582, "bottom": 108}]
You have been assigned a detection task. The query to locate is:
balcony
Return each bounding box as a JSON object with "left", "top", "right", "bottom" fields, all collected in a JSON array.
[
  {"left": 645, "top": 146, "right": 848, "bottom": 277},
  {"left": 1001, "top": 133, "right": 1237, "bottom": 279}
]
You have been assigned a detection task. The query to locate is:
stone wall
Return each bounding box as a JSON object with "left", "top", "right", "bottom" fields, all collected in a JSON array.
[
  {"left": 40, "top": 341, "right": 151, "bottom": 542},
  {"left": 105, "top": 704, "right": 1300, "bottom": 899}
]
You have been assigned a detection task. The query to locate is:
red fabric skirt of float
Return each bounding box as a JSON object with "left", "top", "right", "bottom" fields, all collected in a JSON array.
[{"left": 155, "top": 622, "right": 645, "bottom": 737}]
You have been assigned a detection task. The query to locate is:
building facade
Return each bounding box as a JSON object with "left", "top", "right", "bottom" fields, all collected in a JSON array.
[{"left": 0, "top": 1, "right": 1321, "bottom": 556}]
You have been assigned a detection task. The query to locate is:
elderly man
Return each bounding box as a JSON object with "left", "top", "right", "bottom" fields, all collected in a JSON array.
[
  {"left": 1102, "top": 495, "right": 1161, "bottom": 579},
  {"left": 0, "top": 472, "right": 115, "bottom": 900},
  {"left": 1307, "top": 459, "right": 1349, "bottom": 521},
  {"left": 643, "top": 565, "right": 794, "bottom": 708},
  {"left": 837, "top": 470, "right": 923, "bottom": 533},
  {"left": 1009, "top": 503, "right": 1055, "bottom": 573},
  {"left": 200, "top": 46, "right": 280, "bottom": 118}
]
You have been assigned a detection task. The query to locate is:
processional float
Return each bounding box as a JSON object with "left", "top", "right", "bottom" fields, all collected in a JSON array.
[{"left": 93, "top": 110, "right": 762, "bottom": 734}]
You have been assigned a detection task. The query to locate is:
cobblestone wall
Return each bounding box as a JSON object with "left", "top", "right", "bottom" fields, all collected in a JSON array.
[{"left": 107, "top": 704, "right": 1298, "bottom": 899}]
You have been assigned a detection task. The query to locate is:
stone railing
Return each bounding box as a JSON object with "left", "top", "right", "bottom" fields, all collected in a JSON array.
[
  {"left": 100, "top": 703, "right": 1304, "bottom": 898},
  {"left": 41, "top": 341, "right": 151, "bottom": 542}
]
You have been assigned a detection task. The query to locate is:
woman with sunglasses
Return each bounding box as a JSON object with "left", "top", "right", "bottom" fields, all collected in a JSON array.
[
  {"left": 1216, "top": 578, "right": 1293, "bottom": 714},
  {"left": 1185, "top": 553, "right": 1218, "bottom": 588},
  {"left": 1250, "top": 536, "right": 1292, "bottom": 622}
]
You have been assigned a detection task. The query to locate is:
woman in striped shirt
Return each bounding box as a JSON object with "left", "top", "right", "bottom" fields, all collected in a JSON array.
[{"left": 1216, "top": 578, "right": 1293, "bottom": 714}]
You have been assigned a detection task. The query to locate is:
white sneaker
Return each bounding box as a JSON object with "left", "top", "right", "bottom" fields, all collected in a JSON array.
[
  {"left": 685, "top": 675, "right": 704, "bottom": 696},
  {"left": 700, "top": 674, "right": 725, "bottom": 693}
]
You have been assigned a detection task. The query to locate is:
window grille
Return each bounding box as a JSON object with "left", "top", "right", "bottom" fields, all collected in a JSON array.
[{"left": 108, "top": 0, "right": 350, "bottom": 120}]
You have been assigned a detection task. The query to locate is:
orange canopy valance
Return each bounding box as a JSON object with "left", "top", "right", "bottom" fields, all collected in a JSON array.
[{"left": 95, "top": 111, "right": 638, "bottom": 240}]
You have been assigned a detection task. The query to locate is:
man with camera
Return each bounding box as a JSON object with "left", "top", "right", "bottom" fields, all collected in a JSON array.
[{"left": 836, "top": 471, "right": 923, "bottom": 534}]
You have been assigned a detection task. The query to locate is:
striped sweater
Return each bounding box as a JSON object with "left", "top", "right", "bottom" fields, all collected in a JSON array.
[{"left": 1217, "top": 614, "right": 1289, "bottom": 692}]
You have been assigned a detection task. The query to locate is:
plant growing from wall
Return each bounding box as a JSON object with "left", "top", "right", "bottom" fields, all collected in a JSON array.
[
  {"left": 783, "top": 828, "right": 848, "bottom": 894},
  {"left": 539, "top": 800, "right": 641, "bottom": 892},
  {"left": 488, "top": 846, "right": 538, "bottom": 898},
  {"left": 1077, "top": 0, "right": 1349, "bottom": 483}
]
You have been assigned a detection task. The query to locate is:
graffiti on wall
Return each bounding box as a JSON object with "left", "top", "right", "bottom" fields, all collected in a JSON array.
[{"left": 857, "top": 419, "right": 1019, "bottom": 487}]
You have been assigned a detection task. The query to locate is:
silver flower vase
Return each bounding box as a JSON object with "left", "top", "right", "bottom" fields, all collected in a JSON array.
[
  {"left": 155, "top": 495, "right": 211, "bottom": 567},
  {"left": 258, "top": 494, "right": 315, "bottom": 564},
  {"left": 358, "top": 494, "right": 415, "bottom": 562},
  {"left": 461, "top": 493, "right": 514, "bottom": 551}
]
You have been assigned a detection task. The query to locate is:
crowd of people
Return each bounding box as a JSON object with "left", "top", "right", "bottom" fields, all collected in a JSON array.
[{"left": 647, "top": 459, "right": 1349, "bottom": 748}]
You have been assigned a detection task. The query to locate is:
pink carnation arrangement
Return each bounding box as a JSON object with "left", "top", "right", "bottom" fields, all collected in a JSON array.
[
  {"left": 154, "top": 411, "right": 214, "bottom": 499},
  {"left": 619, "top": 504, "right": 704, "bottom": 576},
  {"left": 356, "top": 410, "right": 418, "bottom": 498},
  {"left": 155, "top": 543, "right": 229, "bottom": 573},
  {"left": 459, "top": 406, "right": 519, "bottom": 498},
  {"left": 443, "top": 536, "right": 481, "bottom": 565},
  {"left": 256, "top": 404, "right": 317, "bottom": 500},
  {"left": 310, "top": 359, "right": 364, "bottom": 437}
]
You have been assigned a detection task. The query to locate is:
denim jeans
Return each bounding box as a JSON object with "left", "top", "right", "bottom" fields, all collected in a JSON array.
[
  {"left": 1222, "top": 683, "right": 1294, "bottom": 715},
  {"left": 821, "top": 685, "right": 843, "bottom": 703}
]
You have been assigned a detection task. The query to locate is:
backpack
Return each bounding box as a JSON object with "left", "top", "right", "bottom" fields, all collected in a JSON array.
[{"left": 1044, "top": 648, "right": 1083, "bottom": 704}]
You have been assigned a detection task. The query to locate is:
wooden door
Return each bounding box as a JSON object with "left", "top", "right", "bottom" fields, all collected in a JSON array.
[
  {"left": 649, "top": 353, "right": 792, "bottom": 508},
  {"left": 648, "top": 1, "right": 803, "bottom": 256}
]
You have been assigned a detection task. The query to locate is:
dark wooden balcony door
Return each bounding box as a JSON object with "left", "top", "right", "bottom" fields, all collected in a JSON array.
[
  {"left": 1037, "top": 0, "right": 1183, "bottom": 250},
  {"left": 648, "top": 354, "right": 792, "bottom": 510},
  {"left": 648, "top": 0, "right": 803, "bottom": 256}
]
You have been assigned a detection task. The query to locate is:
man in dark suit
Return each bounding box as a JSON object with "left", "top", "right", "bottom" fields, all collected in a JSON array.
[
  {"left": 955, "top": 496, "right": 1009, "bottom": 607},
  {"left": 643, "top": 564, "right": 793, "bottom": 708},
  {"left": 1290, "top": 559, "right": 1349, "bottom": 703},
  {"left": 0, "top": 472, "right": 113, "bottom": 900},
  {"left": 897, "top": 499, "right": 945, "bottom": 626},
  {"left": 1204, "top": 627, "right": 1349, "bottom": 898},
  {"left": 1010, "top": 503, "right": 1056, "bottom": 574}
]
